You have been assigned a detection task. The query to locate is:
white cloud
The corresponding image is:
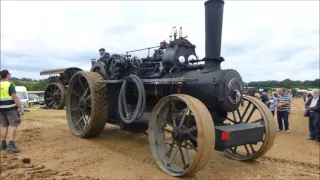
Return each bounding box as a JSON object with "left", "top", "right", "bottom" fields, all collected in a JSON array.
[{"left": 1, "top": 0, "right": 319, "bottom": 82}]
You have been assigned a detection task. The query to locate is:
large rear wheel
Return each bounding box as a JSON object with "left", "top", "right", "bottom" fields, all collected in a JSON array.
[
  {"left": 66, "top": 71, "right": 108, "bottom": 138},
  {"left": 44, "top": 83, "right": 66, "bottom": 109},
  {"left": 224, "top": 95, "right": 276, "bottom": 161},
  {"left": 148, "top": 94, "right": 214, "bottom": 176}
]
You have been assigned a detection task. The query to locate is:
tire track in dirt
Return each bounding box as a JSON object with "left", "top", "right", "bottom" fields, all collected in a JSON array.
[
  {"left": 0, "top": 152, "right": 97, "bottom": 180},
  {"left": 257, "top": 156, "right": 320, "bottom": 176},
  {"left": 16, "top": 125, "right": 72, "bottom": 147},
  {"left": 15, "top": 115, "right": 320, "bottom": 179},
  {"left": 17, "top": 124, "right": 156, "bottom": 174},
  {"left": 20, "top": 125, "right": 156, "bottom": 166}
]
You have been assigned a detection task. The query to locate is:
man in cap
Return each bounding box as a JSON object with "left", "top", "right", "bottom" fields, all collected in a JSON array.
[
  {"left": 98, "top": 48, "right": 110, "bottom": 63},
  {"left": 0, "top": 70, "right": 24, "bottom": 152}
]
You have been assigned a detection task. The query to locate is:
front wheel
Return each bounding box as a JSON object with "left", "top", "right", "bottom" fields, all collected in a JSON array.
[{"left": 148, "top": 94, "right": 215, "bottom": 176}]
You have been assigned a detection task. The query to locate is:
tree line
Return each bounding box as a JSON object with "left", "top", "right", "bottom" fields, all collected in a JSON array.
[
  {"left": 246, "top": 78, "right": 319, "bottom": 90},
  {"left": 10, "top": 77, "right": 50, "bottom": 91},
  {"left": 7, "top": 77, "right": 320, "bottom": 91}
]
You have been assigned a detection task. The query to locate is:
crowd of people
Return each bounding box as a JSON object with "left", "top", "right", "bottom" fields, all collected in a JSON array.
[
  {"left": 258, "top": 88, "right": 291, "bottom": 133},
  {"left": 254, "top": 88, "right": 320, "bottom": 142}
]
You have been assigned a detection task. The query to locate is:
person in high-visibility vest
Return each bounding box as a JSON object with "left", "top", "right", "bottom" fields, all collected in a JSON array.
[{"left": 0, "top": 70, "right": 24, "bottom": 153}]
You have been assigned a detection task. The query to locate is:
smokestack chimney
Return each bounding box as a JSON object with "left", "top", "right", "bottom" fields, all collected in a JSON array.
[{"left": 203, "top": 0, "right": 224, "bottom": 70}]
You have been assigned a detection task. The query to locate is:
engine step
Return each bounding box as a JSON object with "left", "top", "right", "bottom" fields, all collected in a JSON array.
[{"left": 214, "top": 123, "right": 265, "bottom": 149}]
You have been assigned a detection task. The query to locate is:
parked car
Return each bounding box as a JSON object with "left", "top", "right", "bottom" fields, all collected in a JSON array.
[{"left": 28, "top": 93, "right": 44, "bottom": 105}]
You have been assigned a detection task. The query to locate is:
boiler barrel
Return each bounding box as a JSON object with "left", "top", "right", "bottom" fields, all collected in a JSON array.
[{"left": 204, "top": 0, "right": 224, "bottom": 68}]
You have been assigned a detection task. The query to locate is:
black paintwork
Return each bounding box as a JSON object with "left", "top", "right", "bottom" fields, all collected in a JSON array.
[
  {"left": 48, "top": 1, "right": 254, "bottom": 138},
  {"left": 214, "top": 123, "right": 265, "bottom": 150},
  {"left": 103, "top": 0, "right": 243, "bottom": 123}
]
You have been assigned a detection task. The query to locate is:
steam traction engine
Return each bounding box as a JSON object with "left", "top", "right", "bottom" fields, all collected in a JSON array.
[
  {"left": 66, "top": 0, "right": 276, "bottom": 177},
  {"left": 39, "top": 68, "right": 82, "bottom": 109}
]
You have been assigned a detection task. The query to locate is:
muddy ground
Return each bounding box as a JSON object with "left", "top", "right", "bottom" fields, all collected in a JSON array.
[{"left": 0, "top": 98, "right": 319, "bottom": 180}]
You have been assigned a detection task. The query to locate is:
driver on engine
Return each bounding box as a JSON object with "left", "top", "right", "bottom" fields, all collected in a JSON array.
[{"left": 98, "top": 48, "right": 110, "bottom": 63}]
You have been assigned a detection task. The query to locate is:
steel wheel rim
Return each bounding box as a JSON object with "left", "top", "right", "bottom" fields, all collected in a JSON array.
[
  {"left": 224, "top": 95, "right": 276, "bottom": 161},
  {"left": 149, "top": 94, "right": 214, "bottom": 176},
  {"left": 67, "top": 73, "right": 92, "bottom": 136},
  {"left": 45, "top": 84, "right": 61, "bottom": 109}
]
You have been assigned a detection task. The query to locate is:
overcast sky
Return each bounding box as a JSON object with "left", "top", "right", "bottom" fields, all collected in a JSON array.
[{"left": 1, "top": 0, "right": 319, "bottom": 82}]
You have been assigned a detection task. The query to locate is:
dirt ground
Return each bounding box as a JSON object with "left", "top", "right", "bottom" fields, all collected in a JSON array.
[{"left": 0, "top": 98, "right": 319, "bottom": 180}]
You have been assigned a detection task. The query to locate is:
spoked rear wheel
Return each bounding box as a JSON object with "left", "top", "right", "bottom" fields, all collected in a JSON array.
[
  {"left": 44, "top": 83, "right": 66, "bottom": 109},
  {"left": 148, "top": 94, "right": 214, "bottom": 176},
  {"left": 224, "top": 95, "right": 276, "bottom": 161},
  {"left": 66, "top": 71, "right": 108, "bottom": 138}
]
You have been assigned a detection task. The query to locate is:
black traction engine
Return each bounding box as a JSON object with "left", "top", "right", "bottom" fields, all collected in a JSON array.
[{"left": 65, "top": 0, "right": 276, "bottom": 177}]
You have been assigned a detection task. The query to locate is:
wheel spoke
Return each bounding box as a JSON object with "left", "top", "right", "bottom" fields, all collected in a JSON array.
[
  {"left": 241, "top": 102, "right": 251, "bottom": 120},
  {"left": 166, "top": 141, "right": 176, "bottom": 158},
  {"left": 232, "top": 146, "right": 238, "bottom": 153},
  {"left": 226, "top": 117, "right": 236, "bottom": 123},
  {"left": 178, "top": 107, "right": 189, "bottom": 128},
  {"left": 85, "top": 94, "right": 91, "bottom": 100},
  {"left": 245, "top": 107, "right": 256, "bottom": 123},
  {"left": 184, "top": 142, "right": 190, "bottom": 167},
  {"left": 49, "top": 101, "right": 54, "bottom": 106},
  {"left": 78, "top": 78, "right": 85, "bottom": 90},
  {"left": 167, "top": 146, "right": 179, "bottom": 166},
  {"left": 178, "top": 143, "right": 187, "bottom": 168},
  {"left": 170, "top": 102, "right": 178, "bottom": 127},
  {"left": 249, "top": 144, "right": 256, "bottom": 153},
  {"left": 74, "top": 116, "right": 84, "bottom": 127},
  {"left": 182, "top": 126, "right": 197, "bottom": 133},
  {"left": 72, "top": 91, "right": 81, "bottom": 97},
  {"left": 232, "top": 111, "right": 237, "bottom": 123},
  {"left": 244, "top": 145, "right": 250, "bottom": 156},
  {"left": 184, "top": 140, "right": 197, "bottom": 151},
  {"left": 53, "top": 86, "right": 57, "bottom": 95},
  {"left": 83, "top": 87, "right": 89, "bottom": 97},
  {"left": 236, "top": 109, "right": 242, "bottom": 122}
]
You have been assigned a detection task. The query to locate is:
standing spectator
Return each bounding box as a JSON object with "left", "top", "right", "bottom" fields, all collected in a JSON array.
[
  {"left": 305, "top": 89, "right": 320, "bottom": 142},
  {"left": 260, "top": 88, "right": 271, "bottom": 108},
  {"left": 268, "top": 91, "right": 277, "bottom": 116},
  {"left": 302, "top": 91, "right": 307, "bottom": 102},
  {"left": 276, "top": 88, "right": 291, "bottom": 133},
  {"left": 0, "top": 70, "right": 24, "bottom": 152},
  {"left": 286, "top": 89, "right": 292, "bottom": 114}
]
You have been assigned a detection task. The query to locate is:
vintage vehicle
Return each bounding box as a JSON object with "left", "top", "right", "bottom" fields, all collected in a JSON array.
[
  {"left": 46, "top": 0, "right": 276, "bottom": 177},
  {"left": 39, "top": 68, "right": 82, "bottom": 109}
]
